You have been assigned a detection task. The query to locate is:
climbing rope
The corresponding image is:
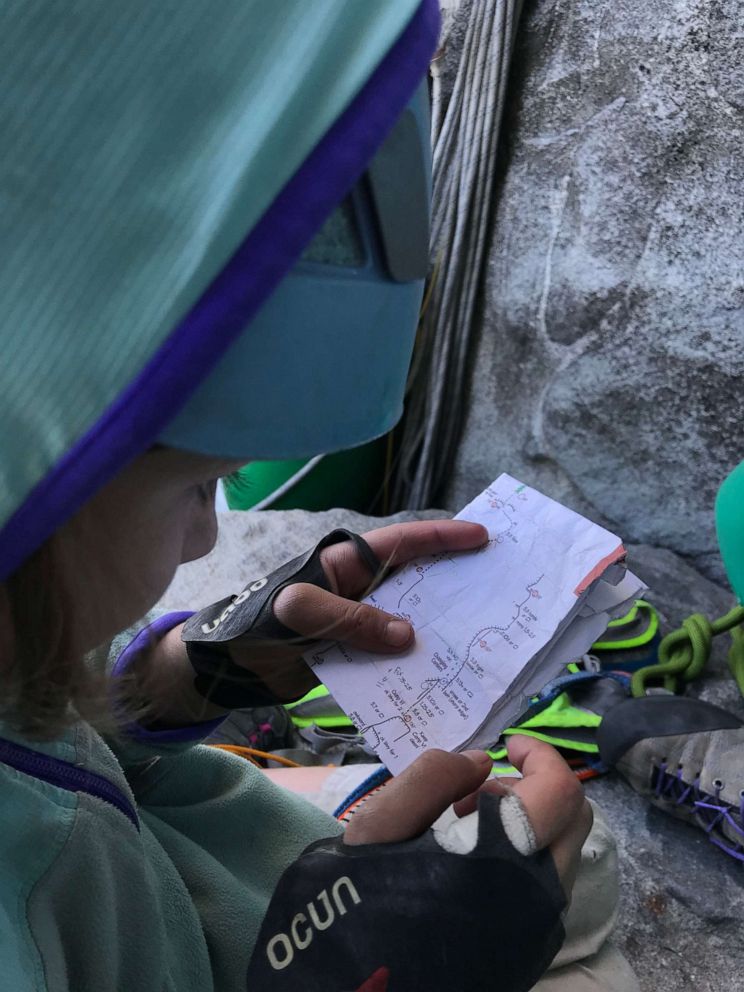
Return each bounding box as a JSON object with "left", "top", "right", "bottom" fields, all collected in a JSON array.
[
  {"left": 631, "top": 605, "right": 744, "bottom": 698},
  {"left": 729, "top": 623, "right": 744, "bottom": 696},
  {"left": 391, "top": 0, "right": 523, "bottom": 509}
]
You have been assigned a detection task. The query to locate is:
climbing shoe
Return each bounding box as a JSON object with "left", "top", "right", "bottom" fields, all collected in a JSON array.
[
  {"left": 598, "top": 695, "right": 744, "bottom": 861},
  {"left": 207, "top": 705, "right": 295, "bottom": 752}
]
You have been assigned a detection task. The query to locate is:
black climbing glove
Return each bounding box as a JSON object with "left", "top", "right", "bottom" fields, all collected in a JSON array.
[
  {"left": 246, "top": 791, "right": 567, "bottom": 991},
  {"left": 182, "top": 529, "right": 381, "bottom": 709}
]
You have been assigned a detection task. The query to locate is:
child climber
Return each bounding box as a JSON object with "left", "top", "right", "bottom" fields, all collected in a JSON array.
[{"left": 0, "top": 2, "right": 638, "bottom": 989}]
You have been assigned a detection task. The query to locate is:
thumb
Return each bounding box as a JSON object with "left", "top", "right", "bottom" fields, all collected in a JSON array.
[{"left": 344, "top": 750, "right": 492, "bottom": 846}]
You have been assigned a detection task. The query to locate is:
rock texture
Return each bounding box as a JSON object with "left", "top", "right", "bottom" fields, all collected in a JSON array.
[
  {"left": 159, "top": 507, "right": 447, "bottom": 609},
  {"left": 444, "top": 0, "right": 744, "bottom": 585},
  {"left": 161, "top": 509, "right": 744, "bottom": 992}
]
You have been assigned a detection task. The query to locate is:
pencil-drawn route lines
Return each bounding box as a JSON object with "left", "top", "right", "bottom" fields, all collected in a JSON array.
[{"left": 360, "top": 573, "right": 543, "bottom": 751}]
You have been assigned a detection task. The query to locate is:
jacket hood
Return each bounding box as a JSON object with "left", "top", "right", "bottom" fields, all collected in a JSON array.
[{"left": 0, "top": 0, "right": 438, "bottom": 579}]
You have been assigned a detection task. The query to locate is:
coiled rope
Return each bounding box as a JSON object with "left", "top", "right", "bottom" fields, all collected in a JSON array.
[
  {"left": 632, "top": 605, "right": 744, "bottom": 697},
  {"left": 392, "top": 0, "right": 523, "bottom": 509}
]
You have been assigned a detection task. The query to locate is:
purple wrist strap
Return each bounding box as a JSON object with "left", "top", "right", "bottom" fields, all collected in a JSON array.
[{"left": 112, "top": 612, "right": 226, "bottom": 744}]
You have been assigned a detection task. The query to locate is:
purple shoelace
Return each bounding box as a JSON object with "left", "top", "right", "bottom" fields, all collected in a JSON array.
[{"left": 652, "top": 761, "right": 744, "bottom": 863}]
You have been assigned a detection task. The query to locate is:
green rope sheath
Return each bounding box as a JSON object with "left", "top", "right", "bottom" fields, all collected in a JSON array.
[
  {"left": 729, "top": 624, "right": 744, "bottom": 696},
  {"left": 631, "top": 605, "right": 744, "bottom": 698}
]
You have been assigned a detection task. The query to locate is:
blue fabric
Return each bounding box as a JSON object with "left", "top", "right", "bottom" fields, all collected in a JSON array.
[
  {"left": 332, "top": 765, "right": 392, "bottom": 819},
  {"left": 161, "top": 85, "right": 431, "bottom": 461}
]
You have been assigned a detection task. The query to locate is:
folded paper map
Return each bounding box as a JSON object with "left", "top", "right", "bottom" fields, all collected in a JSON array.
[{"left": 306, "top": 474, "right": 645, "bottom": 775}]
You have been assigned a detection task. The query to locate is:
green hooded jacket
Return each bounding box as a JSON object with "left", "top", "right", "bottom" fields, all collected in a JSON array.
[{"left": 0, "top": 2, "right": 436, "bottom": 987}]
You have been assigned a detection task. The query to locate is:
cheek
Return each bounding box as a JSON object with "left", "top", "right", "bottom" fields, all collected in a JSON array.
[
  {"left": 107, "top": 522, "right": 185, "bottom": 628},
  {"left": 179, "top": 484, "right": 219, "bottom": 564},
  {"left": 55, "top": 468, "right": 223, "bottom": 653},
  {"left": 105, "top": 500, "right": 206, "bottom": 625},
  {"left": 56, "top": 514, "right": 186, "bottom": 652}
]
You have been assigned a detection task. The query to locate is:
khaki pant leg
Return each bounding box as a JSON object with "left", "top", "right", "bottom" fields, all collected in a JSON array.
[
  {"left": 531, "top": 803, "right": 640, "bottom": 992},
  {"left": 534, "top": 944, "right": 640, "bottom": 992}
]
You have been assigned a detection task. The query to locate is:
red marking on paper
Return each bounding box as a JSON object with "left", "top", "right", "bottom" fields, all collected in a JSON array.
[{"left": 574, "top": 544, "right": 626, "bottom": 596}]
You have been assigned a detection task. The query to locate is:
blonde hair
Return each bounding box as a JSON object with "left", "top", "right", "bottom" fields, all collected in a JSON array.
[{"left": 1, "top": 537, "right": 112, "bottom": 739}]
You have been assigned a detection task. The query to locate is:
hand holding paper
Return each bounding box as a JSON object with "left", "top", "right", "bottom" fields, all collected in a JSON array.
[{"left": 307, "top": 474, "right": 645, "bottom": 774}]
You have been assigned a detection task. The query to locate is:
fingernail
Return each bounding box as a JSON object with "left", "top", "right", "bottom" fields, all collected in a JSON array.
[
  {"left": 462, "top": 749, "right": 492, "bottom": 766},
  {"left": 385, "top": 620, "right": 412, "bottom": 646}
]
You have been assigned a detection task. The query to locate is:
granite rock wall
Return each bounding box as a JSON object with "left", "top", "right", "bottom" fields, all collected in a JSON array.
[{"left": 444, "top": 0, "right": 744, "bottom": 584}]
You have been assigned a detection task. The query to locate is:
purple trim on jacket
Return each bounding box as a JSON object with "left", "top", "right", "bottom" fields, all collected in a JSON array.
[
  {"left": 0, "top": 0, "right": 439, "bottom": 579},
  {"left": 112, "top": 611, "right": 226, "bottom": 744},
  {"left": 0, "top": 736, "right": 140, "bottom": 830}
]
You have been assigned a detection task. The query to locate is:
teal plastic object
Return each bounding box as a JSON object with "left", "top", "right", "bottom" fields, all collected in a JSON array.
[
  {"left": 716, "top": 460, "right": 744, "bottom": 603},
  {"left": 223, "top": 439, "right": 386, "bottom": 514}
]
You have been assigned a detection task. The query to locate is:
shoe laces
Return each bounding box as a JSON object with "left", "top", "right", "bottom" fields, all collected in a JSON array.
[{"left": 652, "top": 760, "right": 744, "bottom": 863}]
